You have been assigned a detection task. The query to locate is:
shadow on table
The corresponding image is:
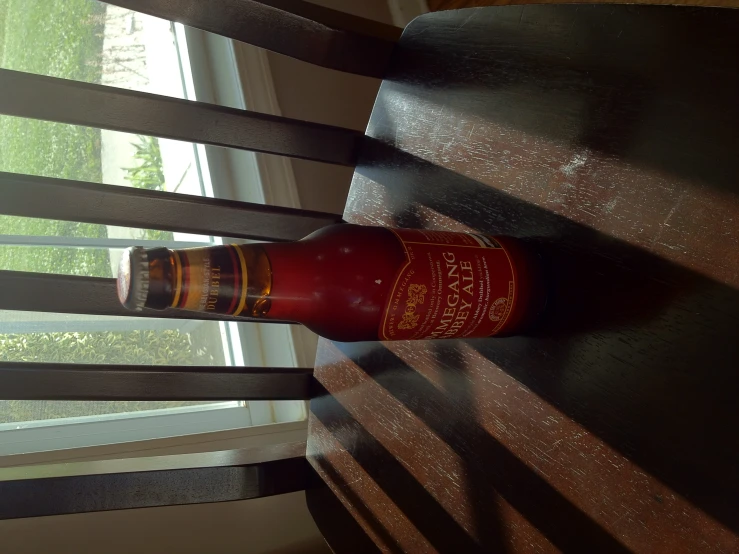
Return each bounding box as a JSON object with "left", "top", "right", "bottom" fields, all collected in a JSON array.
[
  {"left": 311, "top": 390, "right": 501, "bottom": 553},
  {"left": 307, "top": 458, "right": 392, "bottom": 554},
  {"left": 351, "top": 139, "right": 739, "bottom": 536},
  {"left": 387, "top": 4, "right": 739, "bottom": 197},
  {"left": 320, "top": 342, "right": 631, "bottom": 553}
]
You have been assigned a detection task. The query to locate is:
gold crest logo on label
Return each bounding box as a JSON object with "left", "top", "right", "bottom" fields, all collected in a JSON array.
[
  {"left": 490, "top": 297, "right": 508, "bottom": 322},
  {"left": 398, "top": 284, "right": 427, "bottom": 330}
]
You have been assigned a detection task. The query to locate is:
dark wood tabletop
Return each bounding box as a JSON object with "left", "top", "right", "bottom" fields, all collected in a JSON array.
[{"left": 306, "top": 6, "right": 739, "bottom": 553}]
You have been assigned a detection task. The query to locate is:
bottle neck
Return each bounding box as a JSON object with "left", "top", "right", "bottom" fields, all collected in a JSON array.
[
  {"left": 129, "top": 224, "right": 407, "bottom": 339},
  {"left": 258, "top": 241, "right": 319, "bottom": 324},
  {"left": 140, "top": 243, "right": 274, "bottom": 319},
  {"left": 145, "top": 248, "right": 177, "bottom": 310}
]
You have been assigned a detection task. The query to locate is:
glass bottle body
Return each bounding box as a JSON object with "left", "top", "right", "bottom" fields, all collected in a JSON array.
[{"left": 119, "top": 224, "right": 546, "bottom": 342}]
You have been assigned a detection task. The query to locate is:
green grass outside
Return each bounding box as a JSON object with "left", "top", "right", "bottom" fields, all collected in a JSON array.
[
  {"left": 0, "top": 329, "right": 223, "bottom": 423},
  {"left": 0, "top": 0, "right": 110, "bottom": 277},
  {"left": 0, "top": 0, "right": 8, "bottom": 61},
  {"left": 0, "top": 3, "right": 223, "bottom": 423}
]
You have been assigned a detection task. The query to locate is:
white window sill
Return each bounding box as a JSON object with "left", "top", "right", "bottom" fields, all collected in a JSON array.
[
  {"left": 0, "top": 403, "right": 249, "bottom": 457},
  {"left": 0, "top": 420, "right": 309, "bottom": 468}
]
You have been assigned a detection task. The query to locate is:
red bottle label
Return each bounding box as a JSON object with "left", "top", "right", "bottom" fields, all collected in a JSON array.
[{"left": 379, "top": 229, "right": 516, "bottom": 341}]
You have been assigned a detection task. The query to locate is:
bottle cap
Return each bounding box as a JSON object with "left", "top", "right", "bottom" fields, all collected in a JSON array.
[{"left": 117, "top": 246, "right": 149, "bottom": 311}]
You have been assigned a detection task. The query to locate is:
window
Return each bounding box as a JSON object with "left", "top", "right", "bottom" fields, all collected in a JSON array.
[{"left": 0, "top": 0, "right": 311, "bottom": 457}]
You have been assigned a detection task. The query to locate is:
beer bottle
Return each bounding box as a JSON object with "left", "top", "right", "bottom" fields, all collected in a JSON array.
[{"left": 117, "top": 224, "right": 545, "bottom": 342}]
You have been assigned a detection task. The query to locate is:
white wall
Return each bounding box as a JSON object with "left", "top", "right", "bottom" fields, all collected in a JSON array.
[
  {"left": 1, "top": 493, "right": 329, "bottom": 554},
  {"left": 265, "top": 0, "right": 395, "bottom": 214},
  {"left": 0, "top": 425, "right": 329, "bottom": 554}
]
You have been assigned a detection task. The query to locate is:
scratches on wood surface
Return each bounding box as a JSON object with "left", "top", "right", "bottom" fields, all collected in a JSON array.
[
  {"left": 316, "top": 5, "right": 739, "bottom": 553},
  {"left": 310, "top": 340, "right": 732, "bottom": 552}
]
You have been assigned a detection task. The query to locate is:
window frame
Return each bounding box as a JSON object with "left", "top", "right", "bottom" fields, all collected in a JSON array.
[
  {"left": 0, "top": 20, "right": 313, "bottom": 462},
  {"left": 0, "top": 402, "right": 251, "bottom": 457},
  {"left": 0, "top": 419, "right": 309, "bottom": 468}
]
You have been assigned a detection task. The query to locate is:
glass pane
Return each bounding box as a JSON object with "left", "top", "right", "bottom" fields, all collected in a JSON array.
[
  {"left": 0, "top": 0, "right": 233, "bottom": 425},
  {"left": 0, "top": 0, "right": 207, "bottom": 232},
  {"left": 0, "top": 0, "right": 306, "bottom": 439},
  {"left": 0, "top": 317, "right": 228, "bottom": 424},
  {"left": 0, "top": 245, "right": 111, "bottom": 276},
  {"left": 1, "top": 0, "right": 183, "bottom": 93}
]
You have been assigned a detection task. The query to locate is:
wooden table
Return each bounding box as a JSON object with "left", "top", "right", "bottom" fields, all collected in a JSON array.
[{"left": 306, "top": 6, "right": 739, "bottom": 552}]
